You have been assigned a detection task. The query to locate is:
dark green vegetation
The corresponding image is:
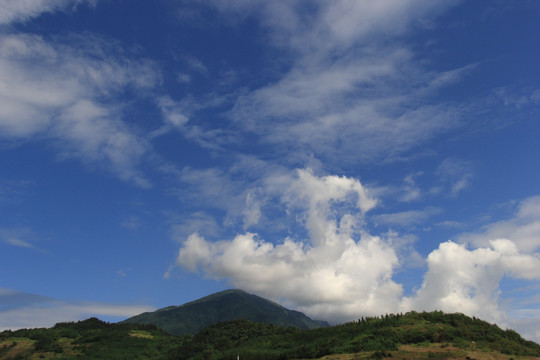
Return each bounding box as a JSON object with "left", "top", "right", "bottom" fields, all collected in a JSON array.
[
  {"left": 0, "top": 318, "right": 178, "bottom": 359},
  {"left": 2, "top": 311, "right": 540, "bottom": 360},
  {"left": 123, "top": 289, "right": 328, "bottom": 335}
]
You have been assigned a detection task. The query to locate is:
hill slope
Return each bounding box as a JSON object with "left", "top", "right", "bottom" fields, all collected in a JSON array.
[
  {"left": 122, "top": 289, "right": 328, "bottom": 335},
  {"left": 171, "top": 311, "right": 540, "bottom": 359},
  {"left": 2, "top": 311, "right": 539, "bottom": 360}
]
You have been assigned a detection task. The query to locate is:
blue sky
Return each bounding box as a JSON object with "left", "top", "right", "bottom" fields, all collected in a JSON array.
[{"left": 1, "top": 0, "right": 540, "bottom": 341}]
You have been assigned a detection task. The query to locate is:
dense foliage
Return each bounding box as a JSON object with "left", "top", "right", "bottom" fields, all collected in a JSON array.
[
  {"left": 169, "top": 311, "right": 540, "bottom": 360},
  {"left": 1, "top": 311, "right": 540, "bottom": 359},
  {"left": 0, "top": 318, "right": 179, "bottom": 359}
]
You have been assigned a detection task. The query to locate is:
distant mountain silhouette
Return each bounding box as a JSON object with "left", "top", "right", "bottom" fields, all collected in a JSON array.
[{"left": 122, "top": 289, "right": 328, "bottom": 335}]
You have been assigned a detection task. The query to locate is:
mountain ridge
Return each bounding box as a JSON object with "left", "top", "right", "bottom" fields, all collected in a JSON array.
[{"left": 122, "top": 289, "right": 328, "bottom": 335}]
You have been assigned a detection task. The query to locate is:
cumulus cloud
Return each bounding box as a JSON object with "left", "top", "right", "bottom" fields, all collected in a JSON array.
[
  {"left": 402, "top": 239, "right": 540, "bottom": 325},
  {"left": 176, "top": 170, "right": 402, "bottom": 323},
  {"left": 0, "top": 32, "right": 159, "bottom": 186},
  {"left": 409, "top": 198, "right": 540, "bottom": 338},
  {"left": 0, "top": 288, "right": 154, "bottom": 330},
  {"left": 174, "top": 169, "right": 540, "bottom": 341},
  {"left": 459, "top": 196, "right": 540, "bottom": 252}
]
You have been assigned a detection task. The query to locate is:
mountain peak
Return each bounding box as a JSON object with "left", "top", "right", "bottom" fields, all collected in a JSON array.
[{"left": 123, "top": 289, "right": 328, "bottom": 335}]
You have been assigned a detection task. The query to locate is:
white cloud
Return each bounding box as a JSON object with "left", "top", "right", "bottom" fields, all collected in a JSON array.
[
  {"left": 211, "top": 1, "right": 460, "bottom": 56},
  {"left": 209, "top": 0, "right": 468, "bottom": 164},
  {"left": 0, "top": 32, "right": 159, "bottom": 186},
  {"left": 157, "top": 96, "right": 189, "bottom": 129},
  {"left": 402, "top": 239, "right": 540, "bottom": 326},
  {"left": 400, "top": 173, "right": 423, "bottom": 202},
  {"left": 0, "top": 288, "right": 154, "bottom": 330},
  {"left": 55, "top": 100, "right": 151, "bottom": 187},
  {"left": 177, "top": 73, "right": 191, "bottom": 85},
  {"left": 177, "top": 167, "right": 244, "bottom": 212},
  {"left": 242, "top": 188, "right": 263, "bottom": 229},
  {"left": 3, "top": 237, "right": 35, "bottom": 249},
  {"left": 229, "top": 49, "right": 465, "bottom": 165},
  {"left": 176, "top": 170, "right": 402, "bottom": 323},
  {"left": 174, "top": 168, "right": 540, "bottom": 341},
  {"left": 0, "top": 0, "right": 96, "bottom": 26},
  {"left": 459, "top": 196, "right": 540, "bottom": 252},
  {"left": 184, "top": 55, "right": 208, "bottom": 75},
  {"left": 435, "top": 220, "right": 464, "bottom": 229},
  {"left": 169, "top": 211, "right": 222, "bottom": 241},
  {"left": 0, "top": 228, "right": 46, "bottom": 252},
  {"left": 0, "top": 179, "right": 33, "bottom": 204},
  {"left": 432, "top": 158, "right": 474, "bottom": 197},
  {"left": 371, "top": 207, "right": 442, "bottom": 227},
  {"left": 121, "top": 216, "right": 142, "bottom": 230},
  {"left": 510, "top": 316, "right": 540, "bottom": 344},
  {"left": 495, "top": 87, "right": 540, "bottom": 109}
]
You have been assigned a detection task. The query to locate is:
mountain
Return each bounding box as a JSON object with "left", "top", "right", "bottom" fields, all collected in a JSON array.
[{"left": 122, "top": 289, "right": 328, "bottom": 335}]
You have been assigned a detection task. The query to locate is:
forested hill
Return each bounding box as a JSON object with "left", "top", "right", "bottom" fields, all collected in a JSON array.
[
  {"left": 2, "top": 311, "right": 540, "bottom": 359},
  {"left": 122, "top": 289, "right": 328, "bottom": 335}
]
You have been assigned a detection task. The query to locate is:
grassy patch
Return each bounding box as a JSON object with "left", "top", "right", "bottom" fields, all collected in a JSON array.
[
  {"left": 0, "top": 338, "right": 35, "bottom": 359},
  {"left": 129, "top": 330, "right": 154, "bottom": 339}
]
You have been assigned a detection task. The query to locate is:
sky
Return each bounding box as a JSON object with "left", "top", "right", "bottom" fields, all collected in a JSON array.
[{"left": 1, "top": 0, "right": 540, "bottom": 342}]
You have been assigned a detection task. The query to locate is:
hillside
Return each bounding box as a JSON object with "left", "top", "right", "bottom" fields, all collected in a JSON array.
[
  {"left": 1, "top": 311, "right": 540, "bottom": 360},
  {"left": 171, "top": 311, "right": 540, "bottom": 360},
  {"left": 122, "top": 289, "right": 328, "bottom": 335}
]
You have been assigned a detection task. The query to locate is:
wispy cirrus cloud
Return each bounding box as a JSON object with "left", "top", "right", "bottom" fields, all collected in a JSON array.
[
  {"left": 371, "top": 207, "right": 442, "bottom": 228},
  {"left": 0, "top": 178, "right": 34, "bottom": 204},
  {"left": 198, "top": 0, "right": 470, "bottom": 165},
  {"left": 0, "top": 228, "right": 46, "bottom": 253},
  {"left": 0, "top": 32, "right": 160, "bottom": 187},
  {"left": 431, "top": 158, "right": 474, "bottom": 197},
  {"left": 0, "top": 0, "right": 96, "bottom": 26},
  {"left": 459, "top": 196, "right": 540, "bottom": 253}
]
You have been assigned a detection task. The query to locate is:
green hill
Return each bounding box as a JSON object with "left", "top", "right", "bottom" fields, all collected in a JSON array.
[
  {"left": 122, "top": 289, "right": 328, "bottom": 335},
  {"left": 2, "top": 311, "right": 540, "bottom": 360},
  {"left": 0, "top": 318, "right": 177, "bottom": 359},
  {"left": 170, "top": 311, "right": 540, "bottom": 360}
]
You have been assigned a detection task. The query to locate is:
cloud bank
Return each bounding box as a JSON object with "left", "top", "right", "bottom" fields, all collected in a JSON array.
[
  {"left": 175, "top": 170, "right": 540, "bottom": 340},
  {"left": 403, "top": 239, "right": 540, "bottom": 326},
  {"left": 176, "top": 170, "right": 401, "bottom": 323}
]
